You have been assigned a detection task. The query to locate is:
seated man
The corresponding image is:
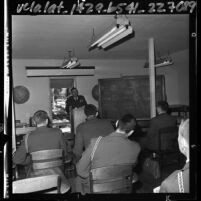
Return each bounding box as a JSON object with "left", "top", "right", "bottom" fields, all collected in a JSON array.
[
  {"left": 155, "top": 118, "right": 189, "bottom": 193},
  {"left": 73, "top": 104, "right": 114, "bottom": 161},
  {"left": 13, "top": 110, "right": 69, "bottom": 193},
  {"left": 142, "top": 101, "right": 177, "bottom": 150},
  {"left": 75, "top": 114, "right": 141, "bottom": 194}
]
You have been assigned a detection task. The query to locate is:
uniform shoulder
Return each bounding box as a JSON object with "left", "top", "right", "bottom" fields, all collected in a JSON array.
[
  {"left": 78, "top": 95, "right": 85, "bottom": 99},
  {"left": 130, "top": 140, "right": 141, "bottom": 150},
  {"left": 149, "top": 116, "right": 159, "bottom": 124},
  {"left": 89, "top": 136, "right": 101, "bottom": 147},
  {"left": 76, "top": 121, "right": 86, "bottom": 130},
  {"left": 48, "top": 127, "right": 63, "bottom": 135},
  {"left": 162, "top": 169, "right": 179, "bottom": 185},
  {"left": 67, "top": 95, "right": 73, "bottom": 100}
]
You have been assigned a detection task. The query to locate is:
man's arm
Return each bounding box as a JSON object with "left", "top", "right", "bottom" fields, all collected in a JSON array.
[
  {"left": 76, "top": 139, "right": 96, "bottom": 179},
  {"left": 73, "top": 127, "right": 84, "bottom": 162},
  {"left": 65, "top": 98, "right": 70, "bottom": 114},
  {"left": 78, "top": 95, "right": 87, "bottom": 108},
  {"left": 159, "top": 180, "right": 169, "bottom": 193},
  {"left": 144, "top": 119, "right": 158, "bottom": 150},
  {"left": 59, "top": 131, "right": 68, "bottom": 158},
  {"left": 13, "top": 139, "right": 30, "bottom": 165},
  {"left": 82, "top": 96, "right": 87, "bottom": 106}
]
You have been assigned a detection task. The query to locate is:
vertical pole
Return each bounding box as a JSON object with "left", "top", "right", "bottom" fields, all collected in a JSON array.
[
  {"left": 149, "top": 38, "right": 156, "bottom": 118},
  {"left": 4, "top": 0, "right": 9, "bottom": 196}
]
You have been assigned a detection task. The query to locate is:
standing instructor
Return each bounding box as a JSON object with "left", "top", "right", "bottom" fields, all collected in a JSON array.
[{"left": 65, "top": 87, "right": 87, "bottom": 115}]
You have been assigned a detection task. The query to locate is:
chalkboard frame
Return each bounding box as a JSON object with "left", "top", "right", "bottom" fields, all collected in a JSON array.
[{"left": 98, "top": 75, "right": 166, "bottom": 120}]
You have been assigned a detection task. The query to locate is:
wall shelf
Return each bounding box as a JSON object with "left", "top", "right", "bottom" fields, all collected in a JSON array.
[{"left": 26, "top": 66, "right": 95, "bottom": 77}]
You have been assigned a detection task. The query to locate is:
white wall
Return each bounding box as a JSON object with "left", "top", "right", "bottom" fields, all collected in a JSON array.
[{"left": 12, "top": 49, "right": 189, "bottom": 122}]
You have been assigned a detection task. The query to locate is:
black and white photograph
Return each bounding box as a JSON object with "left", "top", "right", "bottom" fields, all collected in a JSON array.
[{"left": 3, "top": 0, "right": 197, "bottom": 200}]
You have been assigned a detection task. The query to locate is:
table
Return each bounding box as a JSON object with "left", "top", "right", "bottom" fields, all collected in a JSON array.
[
  {"left": 16, "top": 127, "right": 36, "bottom": 136},
  {"left": 169, "top": 104, "right": 189, "bottom": 117}
]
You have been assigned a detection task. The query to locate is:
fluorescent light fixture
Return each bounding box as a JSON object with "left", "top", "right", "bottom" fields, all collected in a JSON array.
[
  {"left": 97, "top": 25, "right": 127, "bottom": 47},
  {"left": 61, "top": 58, "right": 80, "bottom": 69},
  {"left": 101, "top": 26, "right": 133, "bottom": 49},
  {"left": 154, "top": 60, "right": 173, "bottom": 68},
  {"left": 90, "top": 26, "right": 118, "bottom": 48},
  {"left": 144, "top": 58, "right": 173, "bottom": 68},
  {"left": 61, "top": 51, "right": 80, "bottom": 69},
  {"left": 89, "top": 15, "right": 134, "bottom": 50}
]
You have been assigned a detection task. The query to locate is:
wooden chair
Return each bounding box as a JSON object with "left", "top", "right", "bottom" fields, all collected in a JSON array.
[
  {"left": 30, "top": 149, "right": 70, "bottom": 194},
  {"left": 12, "top": 175, "right": 61, "bottom": 194},
  {"left": 63, "top": 133, "right": 76, "bottom": 178},
  {"left": 89, "top": 164, "right": 134, "bottom": 193},
  {"left": 31, "top": 149, "right": 63, "bottom": 170},
  {"left": 156, "top": 127, "right": 181, "bottom": 180}
]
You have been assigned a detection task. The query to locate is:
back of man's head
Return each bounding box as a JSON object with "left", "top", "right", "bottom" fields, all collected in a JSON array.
[
  {"left": 157, "top": 101, "right": 169, "bottom": 112},
  {"left": 118, "top": 114, "right": 136, "bottom": 133},
  {"left": 33, "top": 110, "right": 48, "bottom": 125},
  {"left": 84, "top": 104, "right": 97, "bottom": 117}
]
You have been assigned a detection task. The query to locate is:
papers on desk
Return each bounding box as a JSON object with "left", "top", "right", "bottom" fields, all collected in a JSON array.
[
  {"left": 60, "top": 127, "right": 71, "bottom": 133},
  {"left": 16, "top": 127, "right": 36, "bottom": 135},
  {"left": 52, "top": 119, "right": 69, "bottom": 124}
]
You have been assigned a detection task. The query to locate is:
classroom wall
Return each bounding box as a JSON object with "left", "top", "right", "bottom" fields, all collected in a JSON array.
[{"left": 12, "top": 49, "right": 189, "bottom": 123}]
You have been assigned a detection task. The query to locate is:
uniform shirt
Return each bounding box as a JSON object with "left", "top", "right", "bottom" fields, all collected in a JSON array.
[
  {"left": 13, "top": 126, "right": 70, "bottom": 194},
  {"left": 13, "top": 126, "right": 67, "bottom": 165},
  {"left": 73, "top": 117, "right": 114, "bottom": 161},
  {"left": 76, "top": 132, "right": 141, "bottom": 178},
  {"left": 75, "top": 132, "right": 141, "bottom": 194},
  {"left": 65, "top": 95, "right": 87, "bottom": 114},
  {"left": 145, "top": 113, "right": 177, "bottom": 150},
  {"left": 159, "top": 162, "right": 189, "bottom": 193}
]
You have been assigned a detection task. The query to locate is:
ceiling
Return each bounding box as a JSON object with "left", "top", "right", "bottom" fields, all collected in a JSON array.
[{"left": 12, "top": 15, "right": 189, "bottom": 60}]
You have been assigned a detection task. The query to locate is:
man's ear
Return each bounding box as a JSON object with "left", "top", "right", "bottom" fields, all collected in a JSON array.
[
  {"left": 45, "top": 119, "right": 48, "bottom": 125},
  {"left": 115, "top": 120, "right": 119, "bottom": 128},
  {"left": 126, "top": 130, "right": 134, "bottom": 137}
]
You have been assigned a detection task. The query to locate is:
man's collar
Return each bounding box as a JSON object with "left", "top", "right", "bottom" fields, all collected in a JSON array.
[
  {"left": 36, "top": 125, "right": 47, "bottom": 129},
  {"left": 86, "top": 116, "right": 97, "bottom": 121},
  {"left": 110, "top": 130, "right": 127, "bottom": 138},
  {"left": 158, "top": 111, "right": 166, "bottom": 115}
]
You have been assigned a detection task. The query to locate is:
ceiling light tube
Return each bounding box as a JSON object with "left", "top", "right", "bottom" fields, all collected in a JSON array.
[
  {"left": 97, "top": 25, "right": 127, "bottom": 47},
  {"left": 154, "top": 60, "right": 173, "bottom": 68},
  {"left": 90, "top": 26, "right": 118, "bottom": 48},
  {"left": 101, "top": 26, "right": 133, "bottom": 49}
]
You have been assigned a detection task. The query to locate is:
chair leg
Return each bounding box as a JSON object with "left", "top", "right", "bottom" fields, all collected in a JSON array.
[{"left": 158, "top": 156, "right": 163, "bottom": 183}]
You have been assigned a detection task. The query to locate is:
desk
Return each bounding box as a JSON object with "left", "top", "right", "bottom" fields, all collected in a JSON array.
[
  {"left": 15, "top": 127, "right": 36, "bottom": 148},
  {"left": 169, "top": 105, "right": 189, "bottom": 117},
  {"left": 16, "top": 127, "right": 36, "bottom": 136}
]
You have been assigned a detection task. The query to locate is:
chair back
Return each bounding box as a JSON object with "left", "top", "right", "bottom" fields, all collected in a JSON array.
[
  {"left": 158, "top": 127, "right": 179, "bottom": 151},
  {"left": 31, "top": 149, "right": 63, "bottom": 170},
  {"left": 157, "top": 127, "right": 181, "bottom": 180},
  {"left": 13, "top": 175, "right": 61, "bottom": 194},
  {"left": 90, "top": 164, "right": 134, "bottom": 193}
]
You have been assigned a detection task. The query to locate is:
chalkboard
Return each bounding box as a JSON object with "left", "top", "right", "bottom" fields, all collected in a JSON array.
[{"left": 99, "top": 75, "right": 166, "bottom": 119}]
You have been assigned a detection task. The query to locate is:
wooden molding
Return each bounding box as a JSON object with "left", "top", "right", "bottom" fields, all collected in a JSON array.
[{"left": 26, "top": 66, "right": 95, "bottom": 77}]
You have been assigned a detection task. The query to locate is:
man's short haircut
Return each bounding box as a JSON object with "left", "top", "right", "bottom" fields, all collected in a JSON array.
[
  {"left": 71, "top": 87, "right": 78, "bottom": 92},
  {"left": 33, "top": 110, "right": 48, "bottom": 125},
  {"left": 118, "top": 114, "right": 136, "bottom": 131},
  {"left": 179, "top": 118, "right": 189, "bottom": 145},
  {"left": 84, "top": 104, "right": 97, "bottom": 117},
  {"left": 157, "top": 101, "right": 169, "bottom": 112}
]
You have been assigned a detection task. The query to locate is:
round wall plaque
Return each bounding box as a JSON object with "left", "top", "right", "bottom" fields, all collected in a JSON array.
[
  {"left": 92, "top": 84, "right": 99, "bottom": 101},
  {"left": 14, "top": 86, "right": 30, "bottom": 104}
]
